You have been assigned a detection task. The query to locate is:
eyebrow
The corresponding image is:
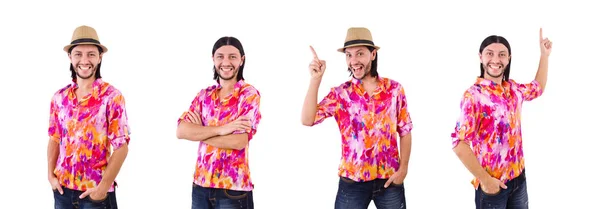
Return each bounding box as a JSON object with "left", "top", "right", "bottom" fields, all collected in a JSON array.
[
  {"left": 485, "top": 49, "right": 507, "bottom": 53},
  {"left": 215, "top": 53, "right": 238, "bottom": 56},
  {"left": 71, "top": 50, "right": 98, "bottom": 54},
  {"left": 346, "top": 49, "right": 365, "bottom": 54}
]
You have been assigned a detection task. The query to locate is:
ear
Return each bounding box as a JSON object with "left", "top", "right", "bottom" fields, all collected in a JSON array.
[
  {"left": 240, "top": 55, "right": 245, "bottom": 66},
  {"left": 479, "top": 53, "right": 483, "bottom": 63},
  {"left": 371, "top": 49, "right": 377, "bottom": 61},
  {"left": 99, "top": 53, "right": 103, "bottom": 63}
]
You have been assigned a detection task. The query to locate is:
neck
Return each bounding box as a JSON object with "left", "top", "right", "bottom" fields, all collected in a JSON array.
[
  {"left": 483, "top": 75, "right": 502, "bottom": 84},
  {"left": 76, "top": 78, "right": 95, "bottom": 91},
  {"left": 219, "top": 79, "right": 237, "bottom": 91},
  {"left": 360, "top": 75, "right": 378, "bottom": 84}
]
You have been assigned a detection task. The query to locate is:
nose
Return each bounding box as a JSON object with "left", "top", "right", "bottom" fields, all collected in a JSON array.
[
  {"left": 491, "top": 54, "right": 501, "bottom": 63},
  {"left": 80, "top": 54, "right": 90, "bottom": 64}
]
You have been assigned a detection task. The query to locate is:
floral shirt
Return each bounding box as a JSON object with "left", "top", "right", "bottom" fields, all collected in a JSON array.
[
  {"left": 178, "top": 80, "right": 261, "bottom": 191},
  {"left": 451, "top": 77, "right": 543, "bottom": 188},
  {"left": 311, "top": 77, "right": 413, "bottom": 182},
  {"left": 48, "top": 79, "right": 130, "bottom": 192}
]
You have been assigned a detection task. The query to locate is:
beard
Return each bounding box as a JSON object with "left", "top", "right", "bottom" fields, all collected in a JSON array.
[
  {"left": 350, "top": 61, "right": 372, "bottom": 80},
  {"left": 216, "top": 64, "right": 238, "bottom": 81},
  {"left": 74, "top": 64, "right": 97, "bottom": 80},
  {"left": 484, "top": 62, "right": 505, "bottom": 78}
]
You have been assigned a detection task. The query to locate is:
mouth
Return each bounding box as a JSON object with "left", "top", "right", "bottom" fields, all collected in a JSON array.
[
  {"left": 220, "top": 66, "right": 234, "bottom": 72},
  {"left": 352, "top": 65, "right": 364, "bottom": 73},
  {"left": 78, "top": 65, "right": 93, "bottom": 71},
  {"left": 488, "top": 64, "right": 503, "bottom": 71}
]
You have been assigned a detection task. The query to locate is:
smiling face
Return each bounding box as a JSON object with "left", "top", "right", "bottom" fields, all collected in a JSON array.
[
  {"left": 345, "top": 46, "right": 377, "bottom": 80},
  {"left": 69, "top": 44, "right": 103, "bottom": 80},
  {"left": 480, "top": 43, "right": 511, "bottom": 80},
  {"left": 213, "top": 45, "right": 244, "bottom": 81}
]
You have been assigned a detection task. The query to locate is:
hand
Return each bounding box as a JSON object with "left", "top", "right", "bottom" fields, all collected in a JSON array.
[
  {"left": 480, "top": 176, "right": 507, "bottom": 195},
  {"left": 185, "top": 111, "right": 202, "bottom": 124},
  {"left": 384, "top": 167, "right": 407, "bottom": 188},
  {"left": 217, "top": 116, "right": 252, "bottom": 136},
  {"left": 309, "top": 46, "right": 326, "bottom": 80},
  {"left": 539, "top": 28, "right": 553, "bottom": 57},
  {"left": 49, "top": 175, "right": 64, "bottom": 194},
  {"left": 79, "top": 186, "right": 108, "bottom": 201}
]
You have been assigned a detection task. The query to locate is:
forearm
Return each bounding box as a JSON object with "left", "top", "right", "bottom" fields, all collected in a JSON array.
[
  {"left": 535, "top": 55, "right": 549, "bottom": 91},
  {"left": 98, "top": 144, "right": 128, "bottom": 190},
  {"left": 453, "top": 142, "right": 491, "bottom": 181},
  {"left": 301, "top": 79, "right": 321, "bottom": 126},
  {"left": 203, "top": 134, "right": 248, "bottom": 150},
  {"left": 47, "top": 139, "right": 59, "bottom": 179},
  {"left": 176, "top": 121, "right": 220, "bottom": 141},
  {"left": 398, "top": 133, "right": 412, "bottom": 170}
]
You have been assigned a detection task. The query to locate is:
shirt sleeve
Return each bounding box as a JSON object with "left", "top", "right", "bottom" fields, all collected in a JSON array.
[
  {"left": 312, "top": 88, "right": 338, "bottom": 126},
  {"left": 177, "top": 90, "right": 204, "bottom": 126},
  {"left": 451, "top": 90, "right": 480, "bottom": 148},
  {"left": 515, "top": 80, "right": 543, "bottom": 101},
  {"left": 232, "top": 87, "right": 261, "bottom": 141},
  {"left": 107, "top": 92, "right": 131, "bottom": 150},
  {"left": 396, "top": 85, "right": 413, "bottom": 137},
  {"left": 48, "top": 97, "right": 60, "bottom": 143}
]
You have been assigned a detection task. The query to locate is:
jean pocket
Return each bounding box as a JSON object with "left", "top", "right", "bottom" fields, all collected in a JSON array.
[
  {"left": 390, "top": 181, "right": 404, "bottom": 187},
  {"left": 481, "top": 188, "right": 503, "bottom": 197},
  {"left": 223, "top": 189, "right": 248, "bottom": 200},
  {"left": 87, "top": 194, "right": 108, "bottom": 203}
]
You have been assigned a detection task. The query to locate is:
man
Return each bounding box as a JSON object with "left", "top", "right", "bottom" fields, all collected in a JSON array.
[
  {"left": 176, "top": 36, "right": 261, "bottom": 209},
  {"left": 451, "top": 28, "right": 552, "bottom": 209},
  {"left": 301, "top": 27, "right": 413, "bottom": 209},
  {"left": 47, "top": 25, "right": 130, "bottom": 209}
]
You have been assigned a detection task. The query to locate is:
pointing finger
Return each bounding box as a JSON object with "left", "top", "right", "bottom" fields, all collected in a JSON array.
[
  {"left": 539, "top": 28, "right": 543, "bottom": 42},
  {"left": 310, "top": 45, "right": 320, "bottom": 60}
]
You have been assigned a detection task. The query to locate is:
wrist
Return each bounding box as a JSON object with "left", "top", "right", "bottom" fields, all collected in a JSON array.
[
  {"left": 310, "top": 77, "right": 323, "bottom": 84},
  {"left": 48, "top": 173, "right": 56, "bottom": 180},
  {"left": 97, "top": 181, "right": 111, "bottom": 192}
]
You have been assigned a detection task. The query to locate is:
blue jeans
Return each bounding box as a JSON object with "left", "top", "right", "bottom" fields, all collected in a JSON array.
[
  {"left": 475, "top": 169, "right": 528, "bottom": 209},
  {"left": 53, "top": 186, "right": 118, "bottom": 209},
  {"left": 334, "top": 177, "right": 406, "bottom": 209},
  {"left": 191, "top": 183, "right": 254, "bottom": 209}
]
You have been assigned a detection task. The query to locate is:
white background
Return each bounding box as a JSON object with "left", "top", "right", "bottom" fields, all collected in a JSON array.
[{"left": 0, "top": 0, "right": 598, "bottom": 208}]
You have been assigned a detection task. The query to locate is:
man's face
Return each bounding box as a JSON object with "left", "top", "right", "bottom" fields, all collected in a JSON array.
[
  {"left": 345, "top": 46, "right": 376, "bottom": 80},
  {"left": 479, "top": 43, "right": 510, "bottom": 79},
  {"left": 69, "top": 45, "right": 102, "bottom": 80},
  {"left": 213, "top": 45, "right": 244, "bottom": 81}
]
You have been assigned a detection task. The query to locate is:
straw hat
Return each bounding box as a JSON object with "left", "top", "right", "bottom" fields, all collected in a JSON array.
[
  {"left": 337, "top": 27, "right": 380, "bottom": 52},
  {"left": 63, "top": 25, "right": 108, "bottom": 53}
]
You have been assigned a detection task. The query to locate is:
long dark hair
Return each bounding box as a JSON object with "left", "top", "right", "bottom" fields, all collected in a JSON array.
[
  {"left": 212, "top": 36, "right": 245, "bottom": 81},
  {"left": 347, "top": 46, "right": 378, "bottom": 77},
  {"left": 479, "top": 35, "right": 511, "bottom": 81},
  {"left": 68, "top": 45, "right": 103, "bottom": 80}
]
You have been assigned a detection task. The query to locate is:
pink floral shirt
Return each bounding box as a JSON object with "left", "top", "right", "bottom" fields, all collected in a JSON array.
[
  {"left": 451, "top": 77, "right": 543, "bottom": 188},
  {"left": 48, "top": 79, "right": 130, "bottom": 192},
  {"left": 178, "top": 80, "right": 261, "bottom": 191},
  {"left": 311, "top": 77, "right": 413, "bottom": 182}
]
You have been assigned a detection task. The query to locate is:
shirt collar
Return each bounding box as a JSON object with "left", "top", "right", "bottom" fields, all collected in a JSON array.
[
  {"left": 350, "top": 76, "right": 387, "bottom": 91},
  {"left": 474, "top": 77, "right": 507, "bottom": 87},
  {"left": 216, "top": 79, "right": 246, "bottom": 90},
  {"left": 70, "top": 78, "right": 104, "bottom": 99}
]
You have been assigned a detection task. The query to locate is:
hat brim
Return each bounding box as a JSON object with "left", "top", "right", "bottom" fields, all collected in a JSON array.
[
  {"left": 63, "top": 42, "right": 108, "bottom": 53},
  {"left": 337, "top": 44, "right": 380, "bottom": 52}
]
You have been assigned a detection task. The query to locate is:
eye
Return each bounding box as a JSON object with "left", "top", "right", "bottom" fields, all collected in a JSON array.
[
  {"left": 500, "top": 53, "right": 506, "bottom": 57},
  {"left": 89, "top": 54, "right": 96, "bottom": 57},
  {"left": 357, "top": 52, "right": 363, "bottom": 56},
  {"left": 216, "top": 55, "right": 223, "bottom": 59},
  {"left": 346, "top": 54, "right": 351, "bottom": 58},
  {"left": 230, "top": 55, "right": 237, "bottom": 59},
  {"left": 486, "top": 52, "right": 493, "bottom": 56}
]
